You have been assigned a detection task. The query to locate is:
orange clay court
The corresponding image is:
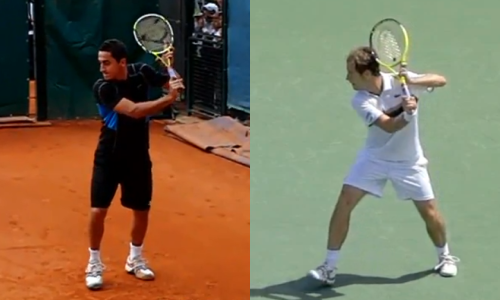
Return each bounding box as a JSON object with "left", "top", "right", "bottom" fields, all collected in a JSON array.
[{"left": 0, "top": 120, "right": 249, "bottom": 300}]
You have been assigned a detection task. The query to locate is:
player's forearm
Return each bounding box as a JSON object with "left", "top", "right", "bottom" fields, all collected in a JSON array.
[
  {"left": 132, "top": 94, "right": 176, "bottom": 118},
  {"left": 378, "top": 112, "right": 415, "bottom": 133},
  {"left": 408, "top": 74, "right": 447, "bottom": 87}
]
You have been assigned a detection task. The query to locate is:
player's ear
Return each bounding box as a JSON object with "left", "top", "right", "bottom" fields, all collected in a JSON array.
[
  {"left": 361, "top": 70, "right": 371, "bottom": 79},
  {"left": 118, "top": 58, "right": 127, "bottom": 66}
]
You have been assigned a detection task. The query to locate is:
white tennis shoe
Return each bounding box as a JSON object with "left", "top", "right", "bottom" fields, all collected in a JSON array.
[
  {"left": 308, "top": 264, "right": 337, "bottom": 285},
  {"left": 85, "top": 260, "right": 105, "bottom": 290},
  {"left": 434, "top": 254, "right": 460, "bottom": 277},
  {"left": 125, "top": 255, "right": 155, "bottom": 280}
]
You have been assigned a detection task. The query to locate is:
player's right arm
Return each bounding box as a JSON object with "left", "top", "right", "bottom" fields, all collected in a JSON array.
[
  {"left": 351, "top": 95, "right": 415, "bottom": 134},
  {"left": 372, "top": 113, "right": 414, "bottom": 133},
  {"left": 94, "top": 79, "right": 182, "bottom": 119}
]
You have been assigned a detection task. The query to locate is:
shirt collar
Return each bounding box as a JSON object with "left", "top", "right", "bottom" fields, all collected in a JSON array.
[{"left": 365, "top": 73, "right": 393, "bottom": 96}]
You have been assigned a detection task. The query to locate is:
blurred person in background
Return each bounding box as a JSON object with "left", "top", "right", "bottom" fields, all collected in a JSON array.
[
  {"left": 212, "top": 14, "right": 222, "bottom": 38},
  {"left": 194, "top": 11, "right": 205, "bottom": 33},
  {"left": 201, "top": 3, "right": 218, "bottom": 35}
]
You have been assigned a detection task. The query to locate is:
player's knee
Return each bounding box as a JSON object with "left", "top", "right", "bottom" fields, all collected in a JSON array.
[
  {"left": 122, "top": 198, "right": 151, "bottom": 212},
  {"left": 133, "top": 208, "right": 150, "bottom": 220},
  {"left": 414, "top": 200, "right": 441, "bottom": 222},
  {"left": 90, "top": 207, "right": 108, "bottom": 221},
  {"left": 336, "top": 185, "right": 364, "bottom": 210},
  {"left": 332, "top": 186, "right": 364, "bottom": 219}
]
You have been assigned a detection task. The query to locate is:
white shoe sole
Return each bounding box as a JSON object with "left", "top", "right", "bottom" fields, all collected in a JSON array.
[
  {"left": 435, "top": 265, "right": 458, "bottom": 278},
  {"left": 438, "top": 270, "right": 458, "bottom": 278},
  {"left": 308, "top": 270, "right": 335, "bottom": 285},
  {"left": 86, "top": 279, "right": 103, "bottom": 290},
  {"left": 125, "top": 263, "right": 155, "bottom": 280}
]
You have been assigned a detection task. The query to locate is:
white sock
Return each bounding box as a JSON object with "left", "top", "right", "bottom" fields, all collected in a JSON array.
[
  {"left": 130, "top": 243, "right": 143, "bottom": 258},
  {"left": 436, "top": 243, "right": 450, "bottom": 257},
  {"left": 89, "top": 248, "right": 101, "bottom": 262},
  {"left": 324, "top": 250, "right": 340, "bottom": 270}
]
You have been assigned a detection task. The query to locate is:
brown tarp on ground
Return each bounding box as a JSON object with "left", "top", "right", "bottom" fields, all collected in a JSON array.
[{"left": 164, "top": 116, "right": 250, "bottom": 167}]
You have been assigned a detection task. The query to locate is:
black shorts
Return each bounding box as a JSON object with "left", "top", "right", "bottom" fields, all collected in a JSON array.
[{"left": 91, "top": 159, "right": 153, "bottom": 210}]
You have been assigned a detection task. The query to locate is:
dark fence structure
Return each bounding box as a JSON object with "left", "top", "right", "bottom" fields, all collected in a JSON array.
[
  {"left": 187, "top": 33, "right": 226, "bottom": 117},
  {"left": 185, "top": 0, "right": 227, "bottom": 118}
]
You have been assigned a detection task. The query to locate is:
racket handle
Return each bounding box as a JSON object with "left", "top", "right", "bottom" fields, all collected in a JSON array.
[
  {"left": 399, "top": 77, "right": 412, "bottom": 98},
  {"left": 398, "top": 63, "right": 412, "bottom": 98},
  {"left": 167, "top": 67, "right": 177, "bottom": 78},
  {"left": 156, "top": 55, "right": 177, "bottom": 78},
  {"left": 402, "top": 84, "right": 412, "bottom": 98},
  {"left": 400, "top": 78, "right": 416, "bottom": 114},
  {"left": 166, "top": 66, "right": 183, "bottom": 92}
]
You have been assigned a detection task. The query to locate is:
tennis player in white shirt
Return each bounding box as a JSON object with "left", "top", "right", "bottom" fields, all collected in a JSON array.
[{"left": 309, "top": 46, "right": 459, "bottom": 285}]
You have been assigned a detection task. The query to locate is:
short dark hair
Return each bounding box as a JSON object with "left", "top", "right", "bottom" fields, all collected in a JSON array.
[
  {"left": 99, "top": 39, "right": 128, "bottom": 62},
  {"left": 346, "top": 46, "right": 380, "bottom": 76}
]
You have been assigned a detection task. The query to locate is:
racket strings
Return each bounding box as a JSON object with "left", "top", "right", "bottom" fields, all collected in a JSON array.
[
  {"left": 376, "top": 30, "right": 402, "bottom": 64},
  {"left": 380, "top": 31, "right": 401, "bottom": 60},
  {"left": 135, "top": 17, "right": 172, "bottom": 53}
]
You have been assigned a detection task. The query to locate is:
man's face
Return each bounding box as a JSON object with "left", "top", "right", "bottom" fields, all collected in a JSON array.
[
  {"left": 98, "top": 51, "right": 126, "bottom": 80},
  {"left": 345, "top": 60, "right": 368, "bottom": 91},
  {"left": 195, "top": 16, "right": 204, "bottom": 26},
  {"left": 213, "top": 15, "right": 222, "bottom": 28}
]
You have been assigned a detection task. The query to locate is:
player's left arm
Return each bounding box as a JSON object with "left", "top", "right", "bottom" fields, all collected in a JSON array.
[
  {"left": 138, "top": 63, "right": 170, "bottom": 88},
  {"left": 404, "top": 71, "right": 447, "bottom": 88}
]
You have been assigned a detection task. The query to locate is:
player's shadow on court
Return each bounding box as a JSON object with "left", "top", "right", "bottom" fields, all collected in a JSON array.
[{"left": 250, "top": 269, "right": 434, "bottom": 299}]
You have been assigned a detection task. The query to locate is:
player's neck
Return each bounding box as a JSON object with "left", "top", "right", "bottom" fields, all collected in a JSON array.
[
  {"left": 366, "top": 76, "right": 383, "bottom": 96},
  {"left": 115, "top": 69, "right": 128, "bottom": 81}
]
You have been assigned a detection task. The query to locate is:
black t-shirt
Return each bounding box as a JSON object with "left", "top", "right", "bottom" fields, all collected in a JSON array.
[{"left": 92, "top": 63, "right": 169, "bottom": 163}]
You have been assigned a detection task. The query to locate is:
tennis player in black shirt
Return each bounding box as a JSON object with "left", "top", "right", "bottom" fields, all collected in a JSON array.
[{"left": 85, "top": 39, "right": 184, "bottom": 290}]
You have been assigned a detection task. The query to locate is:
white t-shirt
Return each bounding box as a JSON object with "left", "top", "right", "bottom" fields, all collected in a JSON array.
[{"left": 351, "top": 72, "right": 431, "bottom": 163}]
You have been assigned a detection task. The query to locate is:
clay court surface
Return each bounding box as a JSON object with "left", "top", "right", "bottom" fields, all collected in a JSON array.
[{"left": 0, "top": 120, "right": 249, "bottom": 300}]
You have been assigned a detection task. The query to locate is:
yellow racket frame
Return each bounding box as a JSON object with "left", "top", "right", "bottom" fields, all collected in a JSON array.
[
  {"left": 369, "top": 18, "right": 411, "bottom": 97},
  {"left": 133, "top": 13, "right": 177, "bottom": 78}
]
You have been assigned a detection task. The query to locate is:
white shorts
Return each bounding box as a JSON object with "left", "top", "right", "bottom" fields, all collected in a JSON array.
[{"left": 343, "top": 155, "right": 435, "bottom": 201}]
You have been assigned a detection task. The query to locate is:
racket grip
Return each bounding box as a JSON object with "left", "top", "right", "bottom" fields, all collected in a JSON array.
[
  {"left": 167, "top": 67, "right": 177, "bottom": 78},
  {"left": 399, "top": 77, "right": 412, "bottom": 98},
  {"left": 402, "top": 84, "right": 411, "bottom": 97}
]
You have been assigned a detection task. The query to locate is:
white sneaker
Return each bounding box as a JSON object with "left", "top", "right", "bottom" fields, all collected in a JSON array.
[
  {"left": 308, "top": 264, "right": 336, "bottom": 285},
  {"left": 434, "top": 254, "right": 460, "bottom": 277},
  {"left": 125, "top": 256, "right": 155, "bottom": 280},
  {"left": 85, "top": 260, "right": 105, "bottom": 290}
]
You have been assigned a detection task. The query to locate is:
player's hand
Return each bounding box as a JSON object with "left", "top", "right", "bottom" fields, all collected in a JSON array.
[
  {"left": 402, "top": 95, "right": 418, "bottom": 114},
  {"left": 163, "top": 76, "right": 184, "bottom": 89},
  {"left": 168, "top": 80, "right": 181, "bottom": 99},
  {"left": 398, "top": 64, "right": 414, "bottom": 84},
  {"left": 168, "top": 78, "right": 184, "bottom": 98}
]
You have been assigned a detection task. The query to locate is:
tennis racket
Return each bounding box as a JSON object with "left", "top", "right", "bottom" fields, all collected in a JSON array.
[
  {"left": 133, "top": 13, "right": 177, "bottom": 78},
  {"left": 369, "top": 18, "right": 411, "bottom": 98}
]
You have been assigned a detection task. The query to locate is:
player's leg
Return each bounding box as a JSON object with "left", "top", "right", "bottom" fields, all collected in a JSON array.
[
  {"left": 120, "top": 160, "right": 155, "bottom": 281},
  {"left": 413, "top": 199, "right": 459, "bottom": 276},
  {"left": 309, "top": 157, "right": 388, "bottom": 285},
  {"left": 390, "top": 162, "right": 460, "bottom": 277},
  {"left": 87, "top": 164, "right": 119, "bottom": 290}
]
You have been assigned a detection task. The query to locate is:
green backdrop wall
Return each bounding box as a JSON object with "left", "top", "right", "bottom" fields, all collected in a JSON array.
[
  {"left": 44, "top": 0, "right": 160, "bottom": 119},
  {"left": 0, "top": 0, "right": 29, "bottom": 117}
]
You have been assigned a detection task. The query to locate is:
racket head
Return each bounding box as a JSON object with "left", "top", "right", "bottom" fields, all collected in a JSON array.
[
  {"left": 369, "top": 18, "right": 410, "bottom": 69},
  {"left": 133, "top": 13, "right": 174, "bottom": 55}
]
